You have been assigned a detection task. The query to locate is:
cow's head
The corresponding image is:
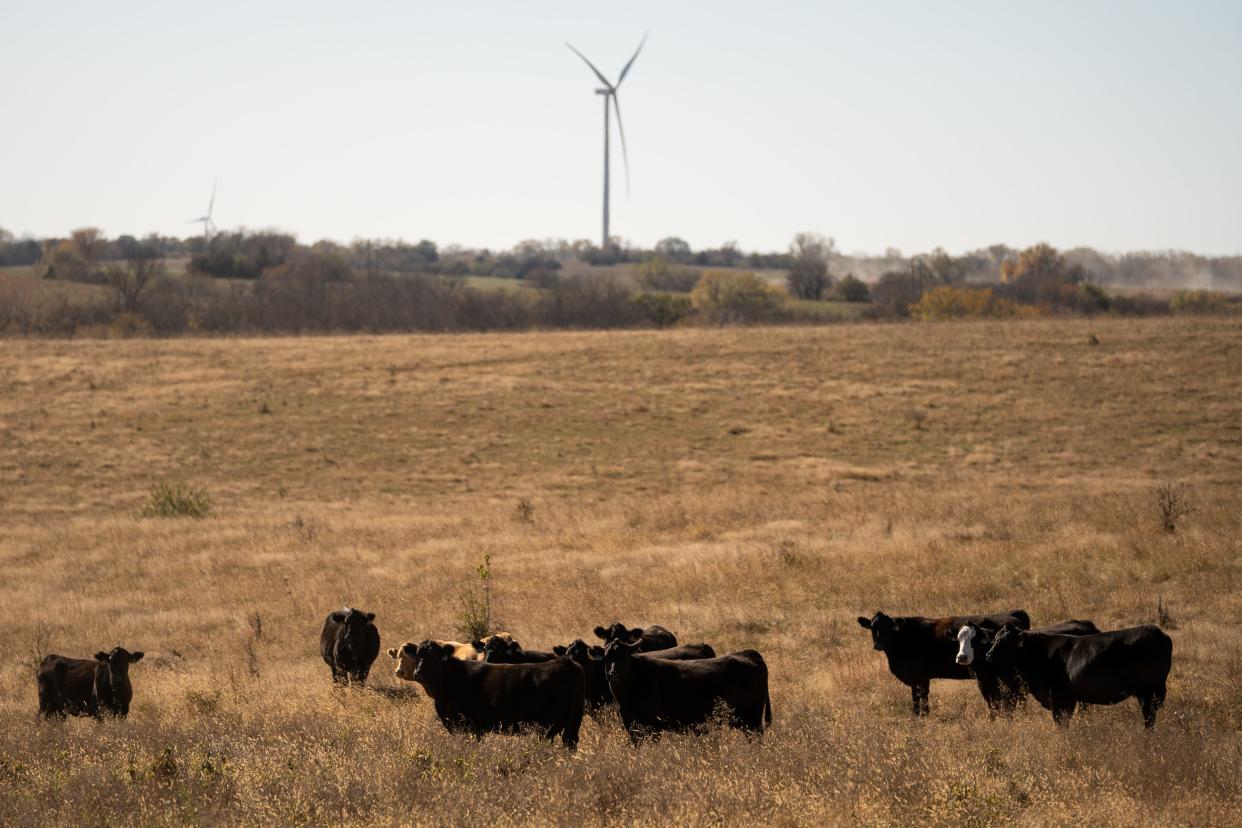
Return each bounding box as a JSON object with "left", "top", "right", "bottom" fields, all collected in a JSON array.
[
  {"left": 565, "top": 638, "right": 604, "bottom": 666},
  {"left": 984, "top": 623, "right": 1024, "bottom": 665},
  {"left": 387, "top": 642, "right": 419, "bottom": 681},
  {"left": 948, "top": 624, "right": 982, "bottom": 666},
  {"left": 594, "top": 623, "right": 644, "bottom": 645},
  {"left": 332, "top": 607, "right": 375, "bottom": 644},
  {"left": 94, "top": 647, "right": 143, "bottom": 683},
  {"left": 602, "top": 638, "right": 640, "bottom": 685},
  {"left": 481, "top": 637, "right": 521, "bottom": 663},
  {"left": 407, "top": 640, "right": 459, "bottom": 684},
  {"left": 471, "top": 632, "right": 515, "bottom": 654},
  {"left": 856, "top": 612, "right": 900, "bottom": 651}
]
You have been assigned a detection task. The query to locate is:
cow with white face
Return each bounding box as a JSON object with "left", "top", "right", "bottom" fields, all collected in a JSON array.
[
  {"left": 953, "top": 625, "right": 979, "bottom": 666},
  {"left": 946, "top": 619, "right": 1102, "bottom": 716}
]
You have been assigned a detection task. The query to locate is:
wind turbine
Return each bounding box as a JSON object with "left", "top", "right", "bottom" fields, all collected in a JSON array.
[
  {"left": 566, "top": 32, "right": 647, "bottom": 248},
  {"left": 189, "top": 181, "right": 217, "bottom": 245}
]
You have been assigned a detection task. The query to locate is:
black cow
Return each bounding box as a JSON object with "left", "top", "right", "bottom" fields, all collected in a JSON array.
[
  {"left": 480, "top": 638, "right": 557, "bottom": 664},
  {"left": 594, "top": 622, "right": 677, "bottom": 652},
  {"left": 37, "top": 647, "right": 144, "bottom": 719},
  {"left": 603, "top": 639, "right": 770, "bottom": 740},
  {"left": 857, "top": 609, "right": 1030, "bottom": 716},
  {"left": 402, "top": 640, "right": 585, "bottom": 749},
  {"left": 950, "top": 619, "right": 1099, "bottom": 715},
  {"left": 556, "top": 639, "right": 718, "bottom": 710},
  {"left": 557, "top": 640, "right": 613, "bottom": 709},
  {"left": 985, "top": 623, "right": 1172, "bottom": 728},
  {"left": 320, "top": 607, "right": 381, "bottom": 685}
]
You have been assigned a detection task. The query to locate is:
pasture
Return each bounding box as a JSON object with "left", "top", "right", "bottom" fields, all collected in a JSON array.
[{"left": 1, "top": 317, "right": 1240, "bottom": 825}]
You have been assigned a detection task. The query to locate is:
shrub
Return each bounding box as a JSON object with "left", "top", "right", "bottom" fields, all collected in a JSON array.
[
  {"left": 833, "top": 274, "right": 871, "bottom": 303},
  {"left": 141, "top": 483, "right": 212, "bottom": 518},
  {"left": 109, "top": 311, "right": 153, "bottom": 338},
  {"left": 457, "top": 555, "right": 498, "bottom": 641},
  {"left": 632, "top": 293, "right": 692, "bottom": 328},
  {"left": 868, "top": 269, "right": 929, "bottom": 318},
  {"left": 1073, "top": 283, "right": 1111, "bottom": 314},
  {"left": 909, "top": 286, "right": 1040, "bottom": 320},
  {"left": 1171, "top": 290, "right": 1230, "bottom": 315},
  {"left": 637, "top": 257, "right": 700, "bottom": 292},
  {"left": 690, "top": 270, "right": 786, "bottom": 324},
  {"left": 1107, "top": 292, "right": 1171, "bottom": 316},
  {"left": 1153, "top": 479, "right": 1192, "bottom": 533}
]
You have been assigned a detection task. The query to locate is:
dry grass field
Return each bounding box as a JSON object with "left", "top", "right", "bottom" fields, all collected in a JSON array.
[{"left": 1, "top": 317, "right": 1240, "bottom": 826}]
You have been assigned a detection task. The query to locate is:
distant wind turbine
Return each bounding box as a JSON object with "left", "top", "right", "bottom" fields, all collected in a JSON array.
[
  {"left": 189, "top": 181, "right": 217, "bottom": 245},
  {"left": 566, "top": 32, "right": 647, "bottom": 248}
]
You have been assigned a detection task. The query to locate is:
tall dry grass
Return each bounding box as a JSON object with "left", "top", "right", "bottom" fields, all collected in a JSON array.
[{"left": 1, "top": 317, "right": 1240, "bottom": 825}]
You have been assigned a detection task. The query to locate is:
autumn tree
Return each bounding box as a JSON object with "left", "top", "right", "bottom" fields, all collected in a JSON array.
[
  {"left": 1000, "top": 242, "right": 1088, "bottom": 306},
  {"left": 786, "top": 233, "right": 834, "bottom": 300},
  {"left": 70, "top": 228, "right": 106, "bottom": 265}
]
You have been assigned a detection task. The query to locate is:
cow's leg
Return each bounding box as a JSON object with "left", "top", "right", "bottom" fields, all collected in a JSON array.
[
  {"left": 911, "top": 683, "right": 930, "bottom": 716},
  {"left": 1051, "top": 701, "right": 1076, "bottom": 727},
  {"left": 1138, "top": 688, "right": 1165, "bottom": 729},
  {"left": 976, "top": 674, "right": 1003, "bottom": 719},
  {"left": 562, "top": 703, "right": 584, "bottom": 750}
]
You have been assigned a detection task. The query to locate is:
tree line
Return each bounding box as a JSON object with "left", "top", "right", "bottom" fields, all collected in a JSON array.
[{"left": 1, "top": 226, "right": 1238, "bottom": 337}]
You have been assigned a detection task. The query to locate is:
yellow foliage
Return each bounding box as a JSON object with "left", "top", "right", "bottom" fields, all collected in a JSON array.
[
  {"left": 690, "top": 269, "right": 785, "bottom": 323},
  {"left": 910, "top": 286, "right": 1041, "bottom": 320}
]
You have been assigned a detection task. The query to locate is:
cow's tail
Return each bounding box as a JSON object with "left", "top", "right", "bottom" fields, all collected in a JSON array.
[{"left": 764, "top": 689, "right": 772, "bottom": 728}]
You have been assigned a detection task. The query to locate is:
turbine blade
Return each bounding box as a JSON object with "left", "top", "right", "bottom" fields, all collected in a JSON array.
[
  {"left": 208, "top": 180, "right": 216, "bottom": 218},
  {"left": 565, "top": 42, "right": 614, "bottom": 90},
  {"left": 612, "top": 93, "right": 631, "bottom": 197},
  {"left": 616, "top": 30, "right": 648, "bottom": 87}
]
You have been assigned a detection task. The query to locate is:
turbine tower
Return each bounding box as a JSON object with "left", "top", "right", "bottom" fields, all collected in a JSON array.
[
  {"left": 189, "top": 181, "right": 217, "bottom": 245},
  {"left": 566, "top": 32, "right": 647, "bottom": 248}
]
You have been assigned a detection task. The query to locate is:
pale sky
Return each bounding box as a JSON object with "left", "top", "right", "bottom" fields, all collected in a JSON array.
[{"left": 2, "top": 1, "right": 1240, "bottom": 255}]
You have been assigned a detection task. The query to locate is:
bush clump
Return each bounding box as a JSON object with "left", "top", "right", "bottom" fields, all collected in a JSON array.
[
  {"left": 833, "top": 274, "right": 871, "bottom": 303},
  {"left": 1171, "top": 290, "right": 1231, "bottom": 315},
  {"left": 909, "top": 286, "right": 1039, "bottom": 320},
  {"left": 690, "top": 270, "right": 786, "bottom": 324},
  {"left": 632, "top": 293, "right": 692, "bottom": 328},
  {"left": 141, "top": 483, "right": 212, "bottom": 518}
]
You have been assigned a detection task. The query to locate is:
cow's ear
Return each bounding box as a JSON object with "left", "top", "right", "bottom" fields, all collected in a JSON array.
[
  {"left": 944, "top": 628, "right": 958, "bottom": 640},
  {"left": 440, "top": 643, "right": 455, "bottom": 660},
  {"left": 95, "top": 652, "right": 108, "bottom": 661},
  {"left": 471, "top": 640, "right": 485, "bottom": 651},
  {"left": 364, "top": 612, "right": 375, "bottom": 622},
  {"left": 330, "top": 612, "right": 346, "bottom": 623},
  {"left": 386, "top": 647, "right": 398, "bottom": 659},
  {"left": 593, "top": 626, "right": 608, "bottom": 640},
  {"left": 630, "top": 627, "right": 643, "bottom": 638},
  {"left": 552, "top": 645, "right": 567, "bottom": 656},
  {"left": 856, "top": 617, "right": 872, "bottom": 629},
  {"left": 129, "top": 651, "right": 144, "bottom": 662}
]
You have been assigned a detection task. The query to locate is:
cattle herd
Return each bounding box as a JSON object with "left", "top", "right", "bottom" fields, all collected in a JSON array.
[{"left": 36, "top": 604, "right": 1173, "bottom": 748}]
